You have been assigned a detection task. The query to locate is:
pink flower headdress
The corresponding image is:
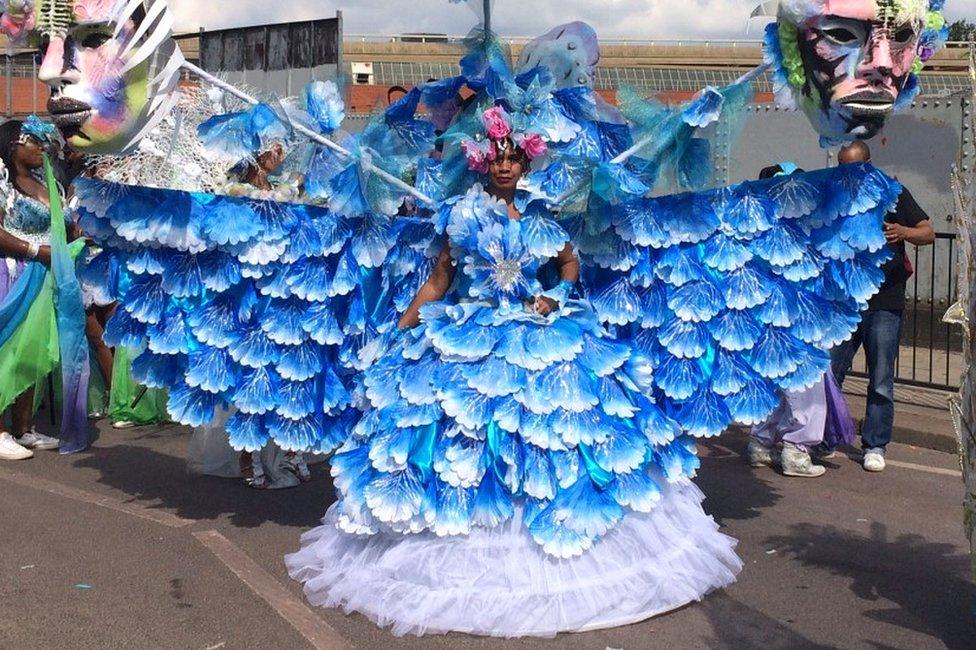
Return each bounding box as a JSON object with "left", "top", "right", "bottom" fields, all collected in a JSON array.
[{"left": 461, "top": 105, "right": 547, "bottom": 174}]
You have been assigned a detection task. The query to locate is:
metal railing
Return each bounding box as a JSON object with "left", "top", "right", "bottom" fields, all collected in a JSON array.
[{"left": 848, "top": 232, "right": 962, "bottom": 392}]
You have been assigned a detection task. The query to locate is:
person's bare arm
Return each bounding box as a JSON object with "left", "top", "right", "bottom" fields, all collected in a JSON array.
[
  {"left": 398, "top": 239, "right": 455, "bottom": 330},
  {"left": 884, "top": 219, "right": 934, "bottom": 246},
  {"left": 0, "top": 228, "right": 50, "bottom": 265},
  {"left": 533, "top": 242, "right": 580, "bottom": 316}
]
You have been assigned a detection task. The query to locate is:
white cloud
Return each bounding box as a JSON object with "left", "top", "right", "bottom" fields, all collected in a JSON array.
[{"left": 170, "top": 0, "right": 976, "bottom": 40}]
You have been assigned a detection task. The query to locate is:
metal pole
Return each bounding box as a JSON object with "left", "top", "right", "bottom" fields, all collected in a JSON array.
[
  {"left": 180, "top": 60, "right": 435, "bottom": 206},
  {"left": 483, "top": 0, "right": 491, "bottom": 32},
  {"left": 609, "top": 62, "right": 770, "bottom": 165},
  {"left": 335, "top": 9, "right": 344, "bottom": 88},
  {"left": 5, "top": 53, "right": 11, "bottom": 118},
  {"left": 31, "top": 54, "right": 36, "bottom": 114}
]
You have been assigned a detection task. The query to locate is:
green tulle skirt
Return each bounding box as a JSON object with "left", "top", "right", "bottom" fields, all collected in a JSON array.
[
  {"left": 0, "top": 266, "right": 60, "bottom": 413},
  {"left": 106, "top": 345, "right": 169, "bottom": 425}
]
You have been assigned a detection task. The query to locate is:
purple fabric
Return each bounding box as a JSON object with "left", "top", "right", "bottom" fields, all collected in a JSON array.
[
  {"left": 823, "top": 371, "right": 856, "bottom": 448},
  {"left": 751, "top": 378, "right": 826, "bottom": 451},
  {"left": 0, "top": 259, "right": 25, "bottom": 301}
]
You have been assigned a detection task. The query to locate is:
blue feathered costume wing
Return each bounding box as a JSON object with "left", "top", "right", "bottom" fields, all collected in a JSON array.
[
  {"left": 74, "top": 25, "right": 895, "bottom": 558},
  {"left": 574, "top": 162, "right": 897, "bottom": 437},
  {"left": 73, "top": 178, "right": 398, "bottom": 454}
]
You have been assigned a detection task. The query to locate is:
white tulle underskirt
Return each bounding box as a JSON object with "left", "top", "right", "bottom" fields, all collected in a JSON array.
[{"left": 285, "top": 480, "right": 741, "bottom": 638}]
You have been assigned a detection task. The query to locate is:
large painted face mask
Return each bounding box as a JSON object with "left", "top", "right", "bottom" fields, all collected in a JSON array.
[
  {"left": 766, "top": 0, "right": 948, "bottom": 145},
  {"left": 0, "top": 0, "right": 183, "bottom": 154}
]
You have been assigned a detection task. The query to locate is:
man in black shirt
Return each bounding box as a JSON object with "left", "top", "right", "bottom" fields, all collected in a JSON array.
[{"left": 828, "top": 141, "right": 935, "bottom": 472}]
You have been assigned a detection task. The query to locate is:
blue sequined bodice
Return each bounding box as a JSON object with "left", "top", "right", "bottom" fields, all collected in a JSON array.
[
  {"left": 5, "top": 194, "right": 51, "bottom": 236},
  {"left": 445, "top": 187, "right": 551, "bottom": 304}
]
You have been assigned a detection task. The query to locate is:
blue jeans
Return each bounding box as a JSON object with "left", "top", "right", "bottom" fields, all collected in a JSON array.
[{"left": 830, "top": 310, "right": 903, "bottom": 452}]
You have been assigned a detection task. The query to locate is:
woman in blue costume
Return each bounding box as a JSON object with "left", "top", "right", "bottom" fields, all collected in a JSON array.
[
  {"left": 69, "top": 19, "right": 899, "bottom": 636},
  {"left": 0, "top": 117, "right": 87, "bottom": 460},
  {"left": 284, "top": 107, "right": 742, "bottom": 636}
]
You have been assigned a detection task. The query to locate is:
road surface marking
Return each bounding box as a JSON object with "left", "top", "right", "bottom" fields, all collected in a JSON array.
[
  {"left": 885, "top": 459, "right": 961, "bottom": 477},
  {"left": 708, "top": 452, "right": 960, "bottom": 477},
  {"left": 193, "top": 530, "right": 351, "bottom": 650},
  {"left": 0, "top": 468, "right": 193, "bottom": 528}
]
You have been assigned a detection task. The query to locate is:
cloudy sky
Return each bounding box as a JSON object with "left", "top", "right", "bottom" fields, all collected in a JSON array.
[{"left": 169, "top": 0, "right": 976, "bottom": 40}]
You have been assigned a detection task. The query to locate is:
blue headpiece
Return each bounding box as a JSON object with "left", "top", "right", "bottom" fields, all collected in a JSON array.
[{"left": 20, "top": 115, "right": 59, "bottom": 145}]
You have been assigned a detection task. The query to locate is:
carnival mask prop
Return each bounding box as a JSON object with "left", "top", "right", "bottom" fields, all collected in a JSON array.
[
  {"left": 0, "top": 0, "right": 183, "bottom": 154},
  {"left": 766, "top": 0, "right": 948, "bottom": 145}
]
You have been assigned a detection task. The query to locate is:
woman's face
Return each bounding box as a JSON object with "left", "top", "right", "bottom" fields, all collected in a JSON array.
[
  {"left": 488, "top": 142, "right": 525, "bottom": 193},
  {"left": 15, "top": 136, "right": 46, "bottom": 169}
]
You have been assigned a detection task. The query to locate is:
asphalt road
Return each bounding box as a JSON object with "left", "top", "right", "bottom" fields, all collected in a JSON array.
[{"left": 0, "top": 421, "right": 972, "bottom": 650}]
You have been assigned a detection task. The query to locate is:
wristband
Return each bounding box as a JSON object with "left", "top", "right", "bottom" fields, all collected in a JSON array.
[
  {"left": 541, "top": 279, "right": 575, "bottom": 309},
  {"left": 25, "top": 241, "right": 39, "bottom": 260}
]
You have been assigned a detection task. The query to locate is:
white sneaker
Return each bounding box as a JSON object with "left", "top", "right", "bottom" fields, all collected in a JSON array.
[
  {"left": 781, "top": 443, "right": 826, "bottom": 478},
  {"left": 747, "top": 439, "right": 774, "bottom": 467},
  {"left": 112, "top": 420, "right": 136, "bottom": 429},
  {"left": 863, "top": 449, "right": 886, "bottom": 472},
  {"left": 0, "top": 432, "right": 33, "bottom": 460},
  {"left": 18, "top": 430, "right": 60, "bottom": 451}
]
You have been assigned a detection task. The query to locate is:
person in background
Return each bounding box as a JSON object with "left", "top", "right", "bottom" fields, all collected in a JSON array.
[
  {"left": 387, "top": 85, "right": 408, "bottom": 106},
  {"left": 827, "top": 141, "right": 935, "bottom": 472},
  {"left": 0, "top": 118, "right": 78, "bottom": 459}
]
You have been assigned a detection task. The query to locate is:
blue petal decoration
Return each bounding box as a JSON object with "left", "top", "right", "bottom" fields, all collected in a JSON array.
[
  {"left": 749, "top": 327, "right": 802, "bottom": 379},
  {"left": 197, "top": 103, "right": 288, "bottom": 159},
  {"left": 232, "top": 366, "right": 281, "bottom": 415},
  {"left": 667, "top": 279, "right": 723, "bottom": 323},
  {"left": 276, "top": 379, "right": 317, "bottom": 420},
  {"left": 131, "top": 349, "right": 184, "bottom": 389},
  {"left": 471, "top": 471, "right": 514, "bottom": 529},
  {"left": 228, "top": 327, "right": 281, "bottom": 369},
  {"left": 702, "top": 234, "right": 753, "bottom": 272},
  {"left": 591, "top": 425, "right": 645, "bottom": 473},
  {"left": 654, "top": 354, "right": 706, "bottom": 401},
  {"left": 124, "top": 276, "right": 167, "bottom": 325},
  {"left": 167, "top": 383, "right": 218, "bottom": 427},
  {"left": 657, "top": 318, "right": 710, "bottom": 359},
  {"left": 751, "top": 224, "right": 805, "bottom": 267},
  {"left": 186, "top": 347, "right": 237, "bottom": 393},
  {"left": 722, "top": 266, "right": 771, "bottom": 310},
  {"left": 276, "top": 343, "right": 324, "bottom": 382},
  {"left": 725, "top": 378, "right": 780, "bottom": 425},
  {"left": 611, "top": 470, "right": 661, "bottom": 512},
  {"left": 613, "top": 199, "right": 668, "bottom": 248},
  {"left": 710, "top": 308, "right": 763, "bottom": 352},
  {"left": 198, "top": 250, "right": 242, "bottom": 292},
  {"left": 226, "top": 411, "right": 268, "bottom": 452},
  {"left": 364, "top": 468, "right": 425, "bottom": 524},
  {"left": 682, "top": 86, "right": 724, "bottom": 127},
  {"left": 592, "top": 278, "right": 642, "bottom": 326},
  {"left": 260, "top": 297, "right": 308, "bottom": 346},
  {"left": 464, "top": 356, "right": 526, "bottom": 397},
  {"left": 146, "top": 309, "right": 191, "bottom": 355},
  {"left": 521, "top": 212, "right": 569, "bottom": 258},
  {"left": 756, "top": 282, "right": 796, "bottom": 328},
  {"left": 430, "top": 482, "right": 476, "bottom": 536},
  {"left": 710, "top": 349, "right": 758, "bottom": 396},
  {"left": 103, "top": 307, "right": 147, "bottom": 348},
  {"left": 675, "top": 388, "right": 731, "bottom": 437}
]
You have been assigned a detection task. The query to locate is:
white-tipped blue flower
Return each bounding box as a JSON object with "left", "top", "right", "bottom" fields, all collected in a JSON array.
[
  {"left": 465, "top": 219, "right": 540, "bottom": 302},
  {"left": 304, "top": 80, "right": 345, "bottom": 134}
]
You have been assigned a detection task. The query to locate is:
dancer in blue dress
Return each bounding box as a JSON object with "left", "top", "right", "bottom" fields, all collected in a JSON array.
[
  {"left": 285, "top": 110, "right": 742, "bottom": 635},
  {"left": 71, "top": 22, "right": 900, "bottom": 639}
]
